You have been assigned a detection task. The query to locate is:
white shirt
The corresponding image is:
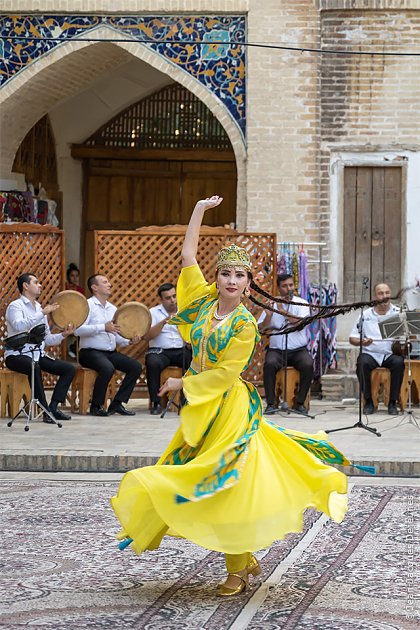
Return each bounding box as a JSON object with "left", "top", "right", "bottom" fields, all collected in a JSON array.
[
  {"left": 350, "top": 304, "right": 399, "bottom": 364},
  {"left": 149, "top": 304, "right": 184, "bottom": 349},
  {"left": 5, "top": 296, "right": 64, "bottom": 360},
  {"left": 258, "top": 297, "right": 310, "bottom": 351},
  {"left": 75, "top": 296, "right": 129, "bottom": 351}
]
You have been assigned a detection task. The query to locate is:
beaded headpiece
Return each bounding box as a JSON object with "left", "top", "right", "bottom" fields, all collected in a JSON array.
[{"left": 216, "top": 244, "right": 252, "bottom": 272}]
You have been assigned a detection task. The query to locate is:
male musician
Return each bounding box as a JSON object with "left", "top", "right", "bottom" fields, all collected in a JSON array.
[
  {"left": 143, "top": 283, "right": 192, "bottom": 415},
  {"left": 258, "top": 274, "right": 313, "bottom": 415},
  {"left": 5, "top": 273, "right": 76, "bottom": 422},
  {"left": 75, "top": 274, "right": 142, "bottom": 417},
  {"left": 349, "top": 282, "right": 405, "bottom": 415}
]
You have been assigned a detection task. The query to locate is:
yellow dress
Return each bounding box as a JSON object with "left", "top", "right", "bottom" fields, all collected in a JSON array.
[{"left": 111, "top": 264, "right": 348, "bottom": 556}]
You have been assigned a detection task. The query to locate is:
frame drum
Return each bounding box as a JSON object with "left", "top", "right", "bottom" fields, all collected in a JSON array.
[
  {"left": 113, "top": 302, "right": 151, "bottom": 339},
  {"left": 50, "top": 290, "right": 89, "bottom": 330}
]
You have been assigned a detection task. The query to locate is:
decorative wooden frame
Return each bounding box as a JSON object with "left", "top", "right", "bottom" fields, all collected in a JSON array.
[
  {"left": 0, "top": 224, "right": 65, "bottom": 385},
  {"left": 94, "top": 226, "right": 277, "bottom": 390}
]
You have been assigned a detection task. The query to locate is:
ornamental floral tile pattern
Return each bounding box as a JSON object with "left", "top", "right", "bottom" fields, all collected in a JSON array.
[{"left": 0, "top": 14, "right": 246, "bottom": 134}]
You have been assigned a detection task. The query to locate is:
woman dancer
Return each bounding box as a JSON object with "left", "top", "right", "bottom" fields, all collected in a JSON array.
[{"left": 111, "top": 196, "right": 349, "bottom": 596}]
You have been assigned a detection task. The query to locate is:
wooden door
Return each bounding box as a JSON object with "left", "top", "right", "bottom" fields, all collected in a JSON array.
[
  {"left": 82, "top": 153, "right": 237, "bottom": 280},
  {"left": 343, "top": 166, "right": 402, "bottom": 301}
]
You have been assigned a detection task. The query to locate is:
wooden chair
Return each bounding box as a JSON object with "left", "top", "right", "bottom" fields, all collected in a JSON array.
[
  {"left": 160, "top": 366, "right": 183, "bottom": 413},
  {"left": 400, "top": 359, "right": 420, "bottom": 411},
  {"left": 0, "top": 368, "right": 32, "bottom": 418},
  {"left": 69, "top": 367, "right": 119, "bottom": 414},
  {"left": 365, "top": 367, "right": 390, "bottom": 411},
  {"left": 275, "top": 366, "right": 310, "bottom": 410}
]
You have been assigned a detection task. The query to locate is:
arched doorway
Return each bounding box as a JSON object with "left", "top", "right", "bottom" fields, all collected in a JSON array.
[
  {"left": 12, "top": 115, "right": 62, "bottom": 223},
  {"left": 72, "top": 84, "right": 237, "bottom": 279}
]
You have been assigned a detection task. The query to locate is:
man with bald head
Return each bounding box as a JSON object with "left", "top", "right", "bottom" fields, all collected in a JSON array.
[{"left": 349, "top": 282, "right": 405, "bottom": 415}]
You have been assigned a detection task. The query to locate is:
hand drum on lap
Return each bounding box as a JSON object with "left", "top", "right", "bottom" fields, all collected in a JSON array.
[
  {"left": 113, "top": 302, "right": 151, "bottom": 339},
  {"left": 50, "top": 290, "right": 89, "bottom": 330}
]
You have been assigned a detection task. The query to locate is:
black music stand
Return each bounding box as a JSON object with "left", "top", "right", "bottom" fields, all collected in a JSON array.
[
  {"left": 379, "top": 311, "right": 420, "bottom": 430},
  {"left": 326, "top": 278, "right": 381, "bottom": 438},
  {"left": 4, "top": 328, "right": 62, "bottom": 431}
]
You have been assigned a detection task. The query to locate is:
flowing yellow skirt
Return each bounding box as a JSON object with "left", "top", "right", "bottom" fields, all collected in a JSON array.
[{"left": 111, "top": 380, "right": 347, "bottom": 555}]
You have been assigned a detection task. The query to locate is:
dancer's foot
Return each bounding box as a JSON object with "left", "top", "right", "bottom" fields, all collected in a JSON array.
[
  {"left": 246, "top": 554, "right": 261, "bottom": 577},
  {"left": 217, "top": 569, "right": 248, "bottom": 596}
]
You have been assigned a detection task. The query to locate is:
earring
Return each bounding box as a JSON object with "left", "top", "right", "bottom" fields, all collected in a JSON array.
[{"left": 244, "top": 287, "right": 250, "bottom": 298}]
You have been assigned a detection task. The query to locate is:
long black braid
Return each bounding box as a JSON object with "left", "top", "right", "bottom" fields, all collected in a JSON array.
[{"left": 248, "top": 280, "right": 409, "bottom": 335}]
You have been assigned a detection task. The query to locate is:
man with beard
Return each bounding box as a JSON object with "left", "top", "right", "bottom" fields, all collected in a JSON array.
[{"left": 349, "top": 282, "right": 405, "bottom": 415}]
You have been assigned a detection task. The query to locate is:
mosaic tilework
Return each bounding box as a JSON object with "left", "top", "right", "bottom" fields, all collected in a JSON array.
[{"left": 0, "top": 14, "right": 246, "bottom": 134}]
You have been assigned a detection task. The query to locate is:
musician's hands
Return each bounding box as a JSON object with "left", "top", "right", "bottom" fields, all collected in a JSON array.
[
  {"left": 105, "top": 321, "right": 121, "bottom": 334},
  {"left": 158, "top": 377, "right": 183, "bottom": 397},
  {"left": 129, "top": 335, "right": 142, "bottom": 345},
  {"left": 195, "top": 196, "right": 223, "bottom": 212},
  {"left": 362, "top": 337, "right": 373, "bottom": 346},
  {"left": 62, "top": 323, "right": 75, "bottom": 338},
  {"left": 43, "top": 303, "right": 59, "bottom": 315}
]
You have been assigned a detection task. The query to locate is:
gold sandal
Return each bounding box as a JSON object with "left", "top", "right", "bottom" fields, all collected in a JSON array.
[
  {"left": 246, "top": 554, "right": 261, "bottom": 577},
  {"left": 216, "top": 571, "right": 248, "bottom": 596}
]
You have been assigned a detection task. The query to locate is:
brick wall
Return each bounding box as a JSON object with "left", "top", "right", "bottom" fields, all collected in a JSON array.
[
  {"left": 319, "top": 9, "right": 420, "bottom": 247},
  {"left": 246, "top": 0, "right": 321, "bottom": 244}
]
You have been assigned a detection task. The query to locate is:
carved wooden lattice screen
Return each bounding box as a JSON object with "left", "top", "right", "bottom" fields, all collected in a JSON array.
[
  {"left": 94, "top": 227, "right": 277, "bottom": 391},
  {"left": 0, "top": 224, "right": 65, "bottom": 385}
]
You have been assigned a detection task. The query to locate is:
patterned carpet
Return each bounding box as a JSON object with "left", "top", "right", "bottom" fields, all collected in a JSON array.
[{"left": 0, "top": 480, "right": 418, "bottom": 629}]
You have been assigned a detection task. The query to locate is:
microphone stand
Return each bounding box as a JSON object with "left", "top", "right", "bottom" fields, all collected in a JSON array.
[
  {"left": 326, "top": 277, "right": 380, "bottom": 437},
  {"left": 392, "top": 314, "right": 419, "bottom": 430},
  {"left": 7, "top": 343, "right": 62, "bottom": 431},
  {"left": 280, "top": 292, "right": 315, "bottom": 419}
]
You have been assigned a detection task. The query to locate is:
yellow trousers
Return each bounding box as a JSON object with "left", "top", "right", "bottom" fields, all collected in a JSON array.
[{"left": 225, "top": 552, "right": 251, "bottom": 573}]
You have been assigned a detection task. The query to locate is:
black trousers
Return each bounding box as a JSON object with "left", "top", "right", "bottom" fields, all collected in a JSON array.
[
  {"left": 146, "top": 347, "right": 192, "bottom": 403},
  {"left": 263, "top": 347, "right": 314, "bottom": 406},
  {"left": 79, "top": 349, "right": 142, "bottom": 407},
  {"left": 5, "top": 354, "right": 76, "bottom": 409},
  {"left": 356, "top": 353, "right": 405, "bottom": 401}
]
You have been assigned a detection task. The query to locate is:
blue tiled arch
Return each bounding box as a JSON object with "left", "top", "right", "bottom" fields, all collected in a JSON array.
[{"left": 0, "top": 14, "right": 246, "bottom": 136}]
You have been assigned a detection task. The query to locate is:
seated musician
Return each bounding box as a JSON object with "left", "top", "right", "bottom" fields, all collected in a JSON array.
[
  {"left": 75, "top": 274, "right": 142, "bottom": 417},
  {"left": 5, "top": 273, "right": 76, "bottom": 422},
  {"left": 258, "top": 273, "right": 314, "bottom": 416},
  {"left": 349, "top": 282, "right": 405, "bottom": 415},
  {"left": 143, "top": 283, "right": 192, "bottom": 415}
]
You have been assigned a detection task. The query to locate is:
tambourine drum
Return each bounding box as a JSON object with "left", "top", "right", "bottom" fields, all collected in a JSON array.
[
  {"left": 50, "top": 290, "right": 89, "bottom": 330},
  {"left": 3, "top": 332, "right": 30, "bottom": 351},
  {"left": 113, "top": 302, "right": 151, "bottom": 339}
]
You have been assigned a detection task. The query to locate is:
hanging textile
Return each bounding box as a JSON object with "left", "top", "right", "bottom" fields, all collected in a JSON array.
[
  {"left": 298, "top": 250, "right": 309, "bottom": 299},
  {"left": 277, "top": 243, "right": 309, "bottom": 298},
  {"left": 307, "top": 283, "right": 337, "bottom": 380}
]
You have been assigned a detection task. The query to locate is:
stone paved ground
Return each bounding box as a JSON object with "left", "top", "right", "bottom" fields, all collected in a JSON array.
[
  {"left": 0, "top": 474, "right": 418, "bottom": 629},
  {"left": 1, "top": 400, "right": 420, "bottom": 475}
]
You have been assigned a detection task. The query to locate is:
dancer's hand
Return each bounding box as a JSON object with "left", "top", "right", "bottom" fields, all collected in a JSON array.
[
  {"left": 159, "top": 377, "right": 183, "bottom": 396},
  {"left": 195, "top": 196, "right": 223, "bottom": 212}
]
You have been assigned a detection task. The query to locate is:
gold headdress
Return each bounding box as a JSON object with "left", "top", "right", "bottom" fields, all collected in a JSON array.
[{"left": 216, "top": 244, "right": 252, "bottom": 272}]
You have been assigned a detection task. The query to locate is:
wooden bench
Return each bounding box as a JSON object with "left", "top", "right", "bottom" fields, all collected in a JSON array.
[
  {"left": 159, "top": 366, "right": 183, "bottom": 413},
  {"left": 365, "top": 367, "right": 390, "bottom": 411},
  {"left": 0, "top": 368, "right": 32, "bottom": 418},
  {"left": 275, "top": 366, "right": 310, "bottom": 411},
  {"left": 401, "top": 359, "right": 420, "bottom": 410},
  {"left": 69, "top": 367, "right": 119, "bottom": 414}
]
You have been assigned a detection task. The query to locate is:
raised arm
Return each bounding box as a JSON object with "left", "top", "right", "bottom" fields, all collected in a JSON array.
[{"left": 181, "top": 196, "right": 224, "bottom": 267}]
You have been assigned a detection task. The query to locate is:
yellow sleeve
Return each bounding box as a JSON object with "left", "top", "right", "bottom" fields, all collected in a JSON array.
[
  {"left": 180, "top": 321, "right": 257, "bottom": 446},
  {"left": 176, "top": 263, "right": 217, "bottom": 312},
  {"left": 169, "top": 263, "right": 218, "bottom": 342}
]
